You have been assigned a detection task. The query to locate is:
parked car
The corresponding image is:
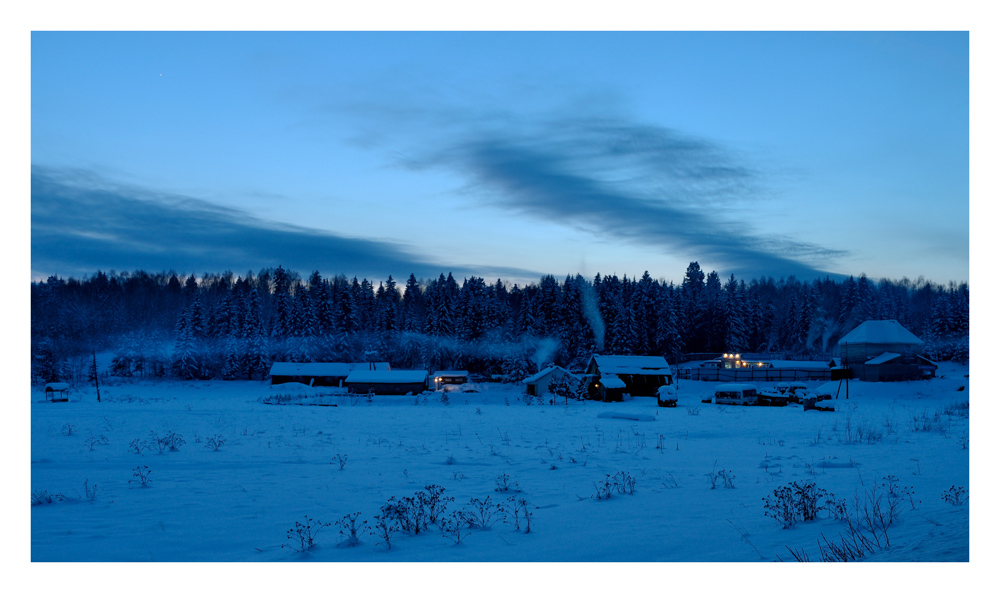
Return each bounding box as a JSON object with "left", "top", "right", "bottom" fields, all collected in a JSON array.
[{"left": 657, "top": 385, "right": 678, "bottom": 407}]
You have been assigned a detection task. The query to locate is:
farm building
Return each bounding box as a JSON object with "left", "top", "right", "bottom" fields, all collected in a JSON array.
[
  {"left": 584, "top": 355, "right": 673, "bottom": 401},
  {"left": 429, "top": 371, "right": 469, "bottom": 390},
  {"left": 269, "top": 362, "right": 390, "bottom": 387},
  {"left": 838, "top": 320, "right": 937, "bottom": 381},
  {"left": 344, "top": 370, "right": 429, "bottom": 395},
  {"left": 523, "top": 365, "right": 579, "bottom": 397},
  {"left": 684, "top": 356, "right": 831, "bottom": 382}
]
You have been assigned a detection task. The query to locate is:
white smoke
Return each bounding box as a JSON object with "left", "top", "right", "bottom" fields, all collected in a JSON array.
[{"left": 579, "top": 280, "right": 605, "bottom": 351}]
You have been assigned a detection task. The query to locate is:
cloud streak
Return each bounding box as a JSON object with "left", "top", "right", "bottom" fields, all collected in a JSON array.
[
  {"left": 31, "top": 166, "right": 540, "bottom": 282},
  {"left": 430, "top": 117, "right": 847, "bottom": 280},
  {"left": 339, "top": 88, "right": 848, "bottom": 280}
]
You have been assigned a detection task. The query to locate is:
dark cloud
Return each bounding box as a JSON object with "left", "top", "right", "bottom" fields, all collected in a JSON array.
[
  {"left": 428, "top": 118, "right": 847, "bottom": 280},
  {"left": 31, "top": 166, "right": 540, "bottom": 282},
  {"left": 341, "top": 92, "right": 847, "bottom": 279}
]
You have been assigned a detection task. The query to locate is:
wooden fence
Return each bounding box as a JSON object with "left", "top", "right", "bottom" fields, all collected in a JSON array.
[{"left": 679, "top": 367, "right": 832, "bottom": 382}]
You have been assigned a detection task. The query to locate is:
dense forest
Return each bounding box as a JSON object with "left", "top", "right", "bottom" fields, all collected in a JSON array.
[{"left": 30, "top": 262, "right": 970, "bottom": 385}]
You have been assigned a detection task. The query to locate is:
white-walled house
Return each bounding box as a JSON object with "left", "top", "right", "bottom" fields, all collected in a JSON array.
[{"left": 523, "top": 366, "right": 579, "bottom": 396}]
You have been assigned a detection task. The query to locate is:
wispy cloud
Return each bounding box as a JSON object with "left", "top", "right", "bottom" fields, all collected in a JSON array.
[
  {"left": 432, "top": 117, "right": 847, "bottom": 279},
  {"left": 31, "top": 166, "right": 540, "bottom": 282},
  {"left": 339, "top": 88, "right": 848, "bottom": 279}
]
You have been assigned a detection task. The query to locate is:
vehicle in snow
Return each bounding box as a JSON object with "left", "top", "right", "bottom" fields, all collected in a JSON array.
[
  {"left": 803, "top": 395, "right": 835, "bottom": 412},
  {"left": 656, "top": 385, "right": 678, "bottom": 407},
  {"left": 713, "top": 383, "right": 758, "bottom": 406},
  {"left": 756, "top": 387, "right": 789, "bottom": 407}
]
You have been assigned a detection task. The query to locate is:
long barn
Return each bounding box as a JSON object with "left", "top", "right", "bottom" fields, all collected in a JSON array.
[
  {"left": 344, "top": 370, "right": 429, "bottom": 395},
  {"left": 269, "top": 362, "right": 390, "bottom": 387}
]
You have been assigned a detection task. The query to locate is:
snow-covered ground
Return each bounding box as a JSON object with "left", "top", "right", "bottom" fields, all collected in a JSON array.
[{"left": 29, "top": 364, "right": 972, "bottom": 578}]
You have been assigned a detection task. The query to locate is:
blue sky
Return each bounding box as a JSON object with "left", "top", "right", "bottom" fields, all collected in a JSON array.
[{"left": 30, "top": 31, "right": 969, "bottom": 286}]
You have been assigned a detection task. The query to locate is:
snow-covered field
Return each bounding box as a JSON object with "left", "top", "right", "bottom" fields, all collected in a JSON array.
[{"left": 30, "top": 365, "right": 970, "bottom": 572}]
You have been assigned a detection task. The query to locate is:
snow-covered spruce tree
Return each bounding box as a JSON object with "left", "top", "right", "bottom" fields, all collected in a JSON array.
[
  {"left": 110, "top": 331, "right": 140, "bottom": 377},
  {"left": 171, "top": 313, "right": 200, "bottom": 380},
  {"left": 33, "top": 337, "right": 61, "bottom": 384},
  {"left": 723, "top": 275, "right": 750, "bottom": 354},
  {"left": 242, "top": 288, "right": 270, "bottom": 380},
  {"left": 502, "top": 344, "right": 530, "bottom": 384}
]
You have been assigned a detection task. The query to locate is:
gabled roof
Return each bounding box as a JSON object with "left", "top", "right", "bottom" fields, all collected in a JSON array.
[
  {"left": 270, "top": 362, "right": 389, "bottom": 376},
  {"left": 523, "top": 365, "right": 577, "bottom": 385},
  {"left": 591, "top": 355, "right": 672, "bottom": 376},
  {"left": 838, "top": 320, "right": 922, "bottom": 346},
  {"left": 430, "top": 370, "right": 469, "bottom": 379},
  {"left": 599, "top": 375, "right": 626, "bottom": 389},
  {"left": 345, "top": 370, "right": 428, "bottom": 384}
]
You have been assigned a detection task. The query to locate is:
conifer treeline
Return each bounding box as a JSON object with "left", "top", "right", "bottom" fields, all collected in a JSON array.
[{"left": 30, "top": 262, "right": 970, "bottom": 384}]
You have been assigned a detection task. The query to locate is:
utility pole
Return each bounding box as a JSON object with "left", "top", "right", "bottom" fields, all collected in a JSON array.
[{"left": 90, "top": 351, "right": 101, "bottom": 403}]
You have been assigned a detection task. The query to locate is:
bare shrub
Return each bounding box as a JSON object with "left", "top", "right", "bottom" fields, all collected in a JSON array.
[
  {"left": 205, "top": 435, "right": 226, "bottom": 451},
  {"left": 129, "top": 465, "right": 153, "bottom": 487},
  {"left": 282, "top": 515, "right": 331, "bottom": 553},
  {"left": 463, "top": 496, "right": 505, "bottom": 529},
  {"left": 335, "top": 512, "right": 367, "bottom": 547}
]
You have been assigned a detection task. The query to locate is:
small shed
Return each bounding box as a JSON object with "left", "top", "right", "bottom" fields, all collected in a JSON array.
[
  {"left": 523, "top": 366, "right": 578, "bottom": 396},
  {"left": 344, "top": 370, "right": 429, "bottom": 395},
  {"left": 45, "top": 383, "right": 70, "bottom": 402},
  {"left": 589, "top": 374, "right": 628, "bottom": 402},
  {"left": 429, "top": 370, "right": 469, "bottom": 390},
  {"left": 838, "top": 320, "right": 933, "bottom": 381},
  {"left": 269, "top": 362, "right": 390, "bottom": 387}
]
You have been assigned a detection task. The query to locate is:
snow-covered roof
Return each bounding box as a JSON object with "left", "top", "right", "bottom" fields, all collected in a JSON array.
[
  {"left": 592, "top": 355, "right": 672, "bottom": 376},
  {"left": 45, "top": 383, "right": 70, "bottom": 390},
  {"left": 838, "top": 320, "right": 922, "bottom": 346},
  {"left": 430, "top": 370, "right": 469, "bottom": 379},
  {"left": 765, "top": 360, "right": 831, "bottom": 370},
  {"left": 814, "top": 381, "right": 841, "bottom": 396},
  {"left": 865, "top": 352, "right": 901, "bottom": 365},
  {"left": 599, "top": 375, "right": 626, "bottom": 389},
  {"left": 345, "top": 370, "right": 428, "bottom": 384},
  {"left": 270, "top": 362, "right": 389, "bottom": 376},
  {"left": 523, "top": 366, "right": 575, "bottom": 384},
  {"left": 714, "top": 383, "right": 757, "bottom": 393}
]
